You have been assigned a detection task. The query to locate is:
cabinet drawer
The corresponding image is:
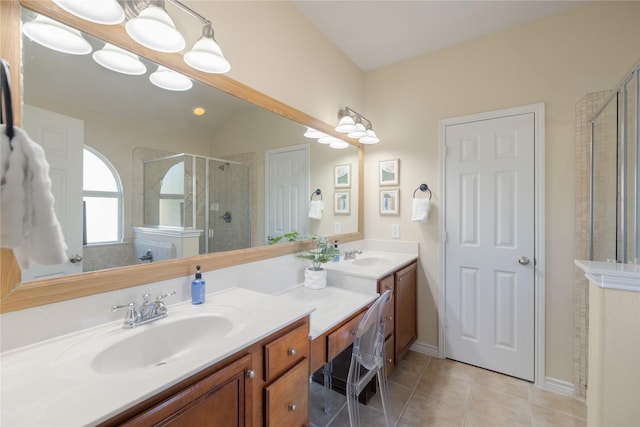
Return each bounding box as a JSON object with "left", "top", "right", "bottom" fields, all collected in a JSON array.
[
  {"left": 382, "top": 292, "right": 394, "bottom": 338},
  {"left": 384, "top": 335, "right": 395, "bottom": 378},
  {"left": 264, "top": 324, "right": 308, "bottom": 382},
  {"left": 327, "top": 311, "right": 364, "bottom": 361},
  {"left": 378, "top": 274, "right": 394, "bottom": 293},
  {"left": 264, "top": 360, "right": 309, "bottom": 427}
]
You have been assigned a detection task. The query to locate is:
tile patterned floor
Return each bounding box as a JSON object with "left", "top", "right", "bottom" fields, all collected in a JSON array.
[{"left": 310, "top": 351, "right": 587, "bottom": 427}]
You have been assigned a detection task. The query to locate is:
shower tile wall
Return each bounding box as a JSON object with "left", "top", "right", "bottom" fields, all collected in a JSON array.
[{"left": 574, "top": 90, "right": 610, "bottom": 400}]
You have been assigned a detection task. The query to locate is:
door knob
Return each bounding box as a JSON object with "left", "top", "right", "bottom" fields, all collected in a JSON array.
[
  {"left": 69, "top": 255, "right": 83, "bottom": 263},
  {"left": 518, "top": 256, "right": 530, "bottom": 265}
]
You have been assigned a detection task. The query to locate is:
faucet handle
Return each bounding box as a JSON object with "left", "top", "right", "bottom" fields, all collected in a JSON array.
[
  {"left": 112, "top": 302, "right": 139, "bottom": 327},
  {"left": 156, "top": 290, "right": 176, "bottom": 301},
  {"left": 154, "top": 291, "right": 176, "bottom": 314}
]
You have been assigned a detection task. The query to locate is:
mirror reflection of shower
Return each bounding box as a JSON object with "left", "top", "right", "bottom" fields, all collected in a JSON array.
[{"left": 143, "top": 153, "right": 251, "bottom": 254}]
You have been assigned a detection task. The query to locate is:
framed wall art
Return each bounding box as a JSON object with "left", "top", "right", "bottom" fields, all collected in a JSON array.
[
  {"left": 334, "top": 164, "right": 351, "bottom": 188},
  {"left": 379, "top": 159, "right": 399, "bottom": 186},
  {"left": 380, "top": 189, "right": 399, "bottom": 215},
  {"left": 334, "top": 191, "right": 350, "bottom": 214}
]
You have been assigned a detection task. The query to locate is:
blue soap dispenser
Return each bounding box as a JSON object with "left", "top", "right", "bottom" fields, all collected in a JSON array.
[
  {"left": 333, "top": 240, "right": 340, "bottom": 262},
  {"left": 191, "top": 265, "right": 206, "bottom": 305}
]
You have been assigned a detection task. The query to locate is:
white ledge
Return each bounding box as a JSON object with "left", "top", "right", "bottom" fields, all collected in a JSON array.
[
  {"left": 133, "top": 226, "right": 203, "bottom": 238},
  {"left": 575, "top": 260, "right": 640, "bottom": 292}
]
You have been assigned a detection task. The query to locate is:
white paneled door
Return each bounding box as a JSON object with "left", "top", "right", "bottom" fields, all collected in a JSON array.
[
  {"left": 444, "top": 113, "right": 535, "bottom": 381},
  {"left": 22, "top": 105, "right": 84, "bottom": 281},
  {"left": 265, "top": 145, "right": 309, "bottom": 242}
]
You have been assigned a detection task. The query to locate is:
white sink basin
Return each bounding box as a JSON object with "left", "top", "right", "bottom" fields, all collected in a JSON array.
[
  {"left": 351, "top": 257, "right": 391, "bottom": 266},
  {"left": 53, "top": 305, "right": 247, "bottom": 377},
  {"left": 92, "top": 314, "right": 233, "bottom": 374}
]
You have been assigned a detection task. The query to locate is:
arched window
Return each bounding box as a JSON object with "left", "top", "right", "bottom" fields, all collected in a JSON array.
[{"left": 83, "top": 147, "right": 123, "bottom": 244}]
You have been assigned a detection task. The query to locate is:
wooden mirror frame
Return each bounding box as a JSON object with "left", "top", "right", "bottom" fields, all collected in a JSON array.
[{"left": 0, "top": 0, "right": 364, "bottom": 313}]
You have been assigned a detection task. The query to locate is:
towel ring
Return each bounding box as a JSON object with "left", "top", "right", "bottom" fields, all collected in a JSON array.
[
  {"left": 413, "top": 183, "right": 432, "bottom": 200},
  {"left": 310, "top": 188, "right": 322, "bottom": 201},
  {"left": 1, "top": 58, "right": 15, "bottom": 145}
]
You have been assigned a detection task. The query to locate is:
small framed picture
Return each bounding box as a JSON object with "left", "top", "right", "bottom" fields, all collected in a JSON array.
[
  {"left": 379, "top": 159, "right": 399, "bottom": 186},
  {"left": 334, "top": 164, "right": 351, "bottom": 188},
  {"left": 334, "top": 191, "right": 350, "bottom": 215},
  {"left": 380, "top": 189, "right": 399, "bottom": 215}
]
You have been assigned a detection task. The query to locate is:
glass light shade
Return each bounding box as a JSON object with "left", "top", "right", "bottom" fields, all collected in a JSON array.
[
  {"left": 347, "top": 122, "right": 368, "bottom": 138},
  {"left": 304, "top": 127, "right": 326, "bottom": 139},
  {"left": 52, "top": 0, "right": 125, "bottom": 25},
  {"left": 335, "top": 115, "right": 357, "bottom": 133},
  {"left": 329, "top": 140, "right": 349, "bottom": 149},
  {"left": 184, "top": 37, "right": 230, "bottom": 74},
  {"left": 150, "top": 66, "right": 193, "bottom": 91},
  {"left": 359, "top": 129, "right": 380, "bottom": 144},
  {"left": 317, "top": 135, "right": 342, "bottom": 145},
  {"left": 125, "top": 5, "right": 185, "bottom": 53},
  {"left": 22, "top": 15, "right": 92, "bottom": 55},
  {"left": 93, "top": 43, "right": 147, "bottom": 75}
]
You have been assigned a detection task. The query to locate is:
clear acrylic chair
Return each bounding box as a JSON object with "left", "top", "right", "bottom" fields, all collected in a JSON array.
[{"left": 346, "top": 289, "right": 394, "bottom": 427}]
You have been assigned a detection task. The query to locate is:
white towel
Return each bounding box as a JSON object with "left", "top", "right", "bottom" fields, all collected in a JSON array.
[
  {"left": 411, "top": 198, "right": 431, "bottom": 223},
  {"left": 1, "top": 124, "right": 68, "bottom": 269},
  {"left": 308, "top": 200, "right": 323, "bottom": 220}
]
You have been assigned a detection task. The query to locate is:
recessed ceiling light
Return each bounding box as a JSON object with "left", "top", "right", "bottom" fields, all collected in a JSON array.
[{"left": 193, "top": 107, "right": 206, "bottom": 116}]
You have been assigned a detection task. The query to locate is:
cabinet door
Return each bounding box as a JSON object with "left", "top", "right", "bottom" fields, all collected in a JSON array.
[
  {"left": 395, "top": 262, "right": 417, "bottom": 361},
  {"left": 123, "top": 354, "right": 253, "bottom": 427},
  {"left": 264, "top": 360, "right": 309, "bottom": 427},
  {"left": 378, "top": 275, "right": 395, "bottom": 339}
]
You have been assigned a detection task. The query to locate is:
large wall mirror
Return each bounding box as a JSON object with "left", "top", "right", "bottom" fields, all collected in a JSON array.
[{"left": 0, "top": 1, "right": 363, "bottom": 312}]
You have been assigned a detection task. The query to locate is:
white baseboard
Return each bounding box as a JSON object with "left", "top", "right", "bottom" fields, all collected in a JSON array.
[
  {"left": 410, "top": 341, "right": 440, "bottom": 358},
  {"left": 543, "top": 376, "right": 576, "bottom": 397}
]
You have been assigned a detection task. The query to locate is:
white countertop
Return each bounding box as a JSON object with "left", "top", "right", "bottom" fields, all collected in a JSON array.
[
  {"left": 276, "top": 285, "right": 379, "bottom": 339},
  {"left": 0, "top": 288, "right": 313, "bottom": 427},
  {"left": 323, "top": 250, "right": 418, "bottom": 279},
  {"left": 575, "top": 260, "right": 640, "bottom": 292}
]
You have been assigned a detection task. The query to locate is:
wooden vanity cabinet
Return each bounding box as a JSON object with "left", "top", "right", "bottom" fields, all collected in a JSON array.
[
  {"left": 102, "top": 317, "right": 310, "bottom": 427},
  {"left": 378, "top": 260, "right": 417, "bottom": 370},
  {"left": 120, "top": 354, "right": 253, "bottom": 427}
]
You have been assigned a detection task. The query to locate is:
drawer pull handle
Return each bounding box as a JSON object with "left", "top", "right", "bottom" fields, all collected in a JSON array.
[
  {"left": 386, "top": 316, "right": 393, "bottom": 321},
  {"left": 246, "top": 369, "right": 256, "bottom": 379},
  {"left": 387, "top": 358, "right": 393, "bottom": 363},
  {"left": 288, "top": 348, "right": 297, "bottom": 356},
  {"left": 289, "top": 403, "right": 297, "bottom": 412}
]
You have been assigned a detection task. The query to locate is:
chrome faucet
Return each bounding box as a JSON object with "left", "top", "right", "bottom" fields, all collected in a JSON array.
[
  {"left": 112, "top": 291, "right": 176, "bottom": 329},
  {"left": 344, "top": 249, "right": 362, "bottom": 260}
]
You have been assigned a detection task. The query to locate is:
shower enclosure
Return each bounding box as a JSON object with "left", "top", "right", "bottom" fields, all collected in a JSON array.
[
  {"left": 590, "top": 61, "right": 640, "bottom": 264},
  {"left": 143, "top": 153, "right": 251, "bottom": 253}
]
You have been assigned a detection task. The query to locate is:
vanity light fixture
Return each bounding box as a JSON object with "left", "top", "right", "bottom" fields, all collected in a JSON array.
[
  {"left": 336, "top": 106, "right": 380, "bottom": 144},
  {"left": 329, "top": 140, "right": 349, "bottom": 149},
  {"left": 184, "top": 24, "right": 230, "bottom": 74},
  {"left": 317, "top": 135, "right": 343, "bottom": 145},
  {"left": 22, "top": 15, "right": 92, "bottom": 55},
  {"left": 93, "top": 43, "right": 147, "bottom": 75},
  {"left": 303, "top": 127, "right": 326, "bottom": 139},
  {"left": 347, "top": 116, "right": 368, "bottom": 139},
  {"left": 125, "top": 2, "right": 185, "bottom": 53},
  {"left": 46, "top": 0, "right": 231, "bottom": 74},
  {"left": 359, "top": 127, "right": 380, "bottom": 144},
  {"left": 149, "top": 65, "right": 193, "bottom": 91},
  {"left": 52, "top": 0, "right": 125, "bottom": 25}
]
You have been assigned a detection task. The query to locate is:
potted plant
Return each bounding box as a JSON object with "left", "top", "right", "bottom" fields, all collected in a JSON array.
[{"left": 298, "top": 236, "right": 339, "bottom": 289}]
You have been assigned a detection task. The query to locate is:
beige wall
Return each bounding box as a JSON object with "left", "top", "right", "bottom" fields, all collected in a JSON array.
[
  {"left": 180, "top": 1, "right": 365, "bottom": 125},
  {"left": 183, "top": 1, "right": 640, "bottom": 384},
  {"left": 362, "top": 2, "right": 640, "bottom": 383}
]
